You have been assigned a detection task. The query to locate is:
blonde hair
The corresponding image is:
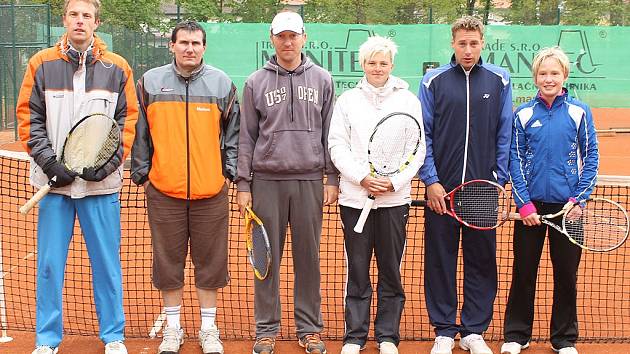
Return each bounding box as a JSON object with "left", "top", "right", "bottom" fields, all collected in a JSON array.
[
  {"left": 451, "top": 16, "right": 484, "bottom": 40},
  {"left": 531, "top": 46, "right": 570, "bottom": 79},
  {"left": 63, "top": 0, "right": 101, "bottom": 19},
  {"left": 358, "top": 35, "right": 398, "bottom": 66}
]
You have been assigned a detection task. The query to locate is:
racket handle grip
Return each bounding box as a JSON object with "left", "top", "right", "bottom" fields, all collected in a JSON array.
[
  {"left": 19, "top": 184, "right": 52, "bottom": 215},
  {"left": 411, "top": 200, "right": 427, "bottom": 207},
  {"left": 354, "top": 196, "right": 375, "bottom": 233},
  {"left": 508, "top": 212, "right": 522, "bottom": 220}
]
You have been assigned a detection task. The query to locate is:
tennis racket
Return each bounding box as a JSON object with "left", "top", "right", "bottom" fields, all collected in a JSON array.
[
  {"left": 244, "top": 206, "right": 272, "bottom": 280},
  {"left": 353, "top": 112, "right": 422, "bottom": 233},
  {"left": 19, "top": 113, "right": 120, "bottom": 215},
  {"left": 411, "top": 179, "right": 510, "bottom": 230},
  {"left": 509, "top": 198, "right": 630, "bottom": 252}
]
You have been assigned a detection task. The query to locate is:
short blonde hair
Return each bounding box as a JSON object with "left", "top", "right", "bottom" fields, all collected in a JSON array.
[
  {"left": 451, "top": 16, "right": 484, "bottom": 40},
  {"left": 63, "top": 0, "right": 101, "bottom": 19},
  {"left": 531, "top": 46, "right": 570, "bottom": 79},
  {"left": 358, "top": 35, "right": 398, "bottom": 66}
]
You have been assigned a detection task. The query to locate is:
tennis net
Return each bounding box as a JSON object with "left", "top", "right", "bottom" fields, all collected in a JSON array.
[{"left": 1, "top": 150, "right": 629, "bottom": 342}]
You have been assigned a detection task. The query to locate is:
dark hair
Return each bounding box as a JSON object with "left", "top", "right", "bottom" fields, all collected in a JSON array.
[{"left": 171, "top": 20, "right": 206, "bottom": 45}]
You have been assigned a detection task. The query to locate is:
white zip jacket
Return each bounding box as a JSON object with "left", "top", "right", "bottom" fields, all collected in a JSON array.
[{"left": 328, "top": 75, "right": 426, "bottom": 209}]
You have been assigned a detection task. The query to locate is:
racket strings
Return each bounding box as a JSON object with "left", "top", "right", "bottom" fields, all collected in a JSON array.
[
  {"left": 93, "top": 126, "right": 120, "bottom": 167},
  {"left": 250, "top": 224, "right": 270, "bottom": 277},
  {"left": 452, "top": 182, "right": 509, "bottom": 228},
  {"left": 369, "top": 117, "right": 421, "bottom": 176},
  {"left": 63, "top": 114, "right": 120, "bottom": 172},
  {"left": 564, "top": 200, "right": 629, "bottom": 251}
]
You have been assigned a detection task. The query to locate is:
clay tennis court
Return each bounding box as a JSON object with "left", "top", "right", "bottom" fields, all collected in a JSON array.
[{"left": 0, "top": 107, "right": 629, "bottom": 354}]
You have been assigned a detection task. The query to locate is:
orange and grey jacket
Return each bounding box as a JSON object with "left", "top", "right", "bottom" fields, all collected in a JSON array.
[
  {"left": 17, "top": 34, "right": 138, "bottom": 198},
  {"left": 130, "top": 61, "right": 240, "bottom": 200}
]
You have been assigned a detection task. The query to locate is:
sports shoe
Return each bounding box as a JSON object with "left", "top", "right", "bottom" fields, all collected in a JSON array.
[
  {"left": 378, "top": 341, "right": 398, "bottom": 354},
  {"left": 32, "top": 347, "right": 58, "bottom": 354},
  {"left": 553, "top": 347, "right": 578, "bottom": 354},
  {"left": 298, "top": 333, "right": 327, "bottom": 354},
  {"left": 158, "top": 326, "right": 185, "bottom": 354},
  {"left": 105, "top": 341, "right": 128, "bottom": 354},
  {"left": 199, "top": 325, "right": 224, "bottom": 354},
  {"left": 341, "top": 343, "right": 364, "bottom": 354},
  {"left": 252, "top": 337, "right": 276, "bottom": 354},
  {"left": 500, "top": 342, "right": 529, "bottom": 354},
  {"left": 460, "top": 334, "right": 493, "bottom": 354},
  {"left": 430, "top": 336, "right": 455, "bottom": 354}
]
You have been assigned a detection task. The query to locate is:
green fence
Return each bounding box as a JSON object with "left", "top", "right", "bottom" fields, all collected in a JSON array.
[{"left": 0, "top": 4, "right": 50, "bottom": 133}]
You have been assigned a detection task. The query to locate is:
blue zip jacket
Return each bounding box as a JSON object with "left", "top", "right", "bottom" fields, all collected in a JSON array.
[
  {"left": 510, "top": 91, "right": 599, "bottom": 210},
  {"left": 418, "top": 56, "right": 512, "bottom": 191}
]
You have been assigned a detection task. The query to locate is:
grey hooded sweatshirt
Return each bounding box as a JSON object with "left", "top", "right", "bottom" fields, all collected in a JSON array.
[{"left": 236, "top": 54, "right": 339, "bottom": 192}]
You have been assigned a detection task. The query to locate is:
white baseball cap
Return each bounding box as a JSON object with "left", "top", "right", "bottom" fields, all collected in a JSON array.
[{"left": 270, "top": 12, "right": 304, "bottom": 35}]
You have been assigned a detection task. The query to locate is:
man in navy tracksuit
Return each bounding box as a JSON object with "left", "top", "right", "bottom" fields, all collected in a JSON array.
[{"left": 418, "top": 16, "right": 513, "bottom": 354}]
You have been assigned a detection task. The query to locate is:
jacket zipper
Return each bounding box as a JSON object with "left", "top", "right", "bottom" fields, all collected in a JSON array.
[
  {"left": 289, "top": 72, "right": 294, "bottom": 122},
  {"left": 461, "top": 69, "right": 471, "bottom": 185},
  {"left": 185, "top": 78, "right": 191, "bottom": 201}
]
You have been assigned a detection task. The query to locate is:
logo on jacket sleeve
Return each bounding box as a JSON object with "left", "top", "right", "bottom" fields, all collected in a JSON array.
[{"left": 482, "top": 93, "right": 490, "bottom": 99}]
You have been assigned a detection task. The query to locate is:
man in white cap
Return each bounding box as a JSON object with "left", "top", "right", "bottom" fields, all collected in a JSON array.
[{"left": 235, "top": 10, "right": 338, "bottom": 354}]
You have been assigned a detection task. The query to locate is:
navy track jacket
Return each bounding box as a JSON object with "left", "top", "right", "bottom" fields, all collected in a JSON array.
[{"left": 418, "top": 56, "right": 513, "bottom": 191}]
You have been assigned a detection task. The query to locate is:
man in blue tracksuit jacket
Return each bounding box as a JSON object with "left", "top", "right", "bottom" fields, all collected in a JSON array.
[{"left": 418, "top": 16, "right": 512, "bottom": 354}]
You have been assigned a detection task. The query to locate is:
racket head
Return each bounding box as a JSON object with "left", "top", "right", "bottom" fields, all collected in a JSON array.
[
  {"left": 448, "top": 179, "right": 510, "bottom": 230},
  {"left": 367, "top": 112, "right": 422, "bottom": 177},
  {"left": 61, "top": 113, "right": 121, "bottom": 173},
  {"left": 562, "top": 198, "right": 630, "bottom": 252},
  {"left": 244, "top": 207, "right": 272, "bottom": 280}
]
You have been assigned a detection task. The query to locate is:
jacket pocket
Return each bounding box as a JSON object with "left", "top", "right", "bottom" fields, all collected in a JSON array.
[
  {"left": 82, "top": 92, "right": 118, "bottom": 119},
  {"left": 255, "top": 130, "right": 323, "bottom": 173}
]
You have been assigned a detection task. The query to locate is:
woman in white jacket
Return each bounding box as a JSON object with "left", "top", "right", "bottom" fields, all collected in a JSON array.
[{"left": 328, "top": 36, "right": 426, "bottom": 354}]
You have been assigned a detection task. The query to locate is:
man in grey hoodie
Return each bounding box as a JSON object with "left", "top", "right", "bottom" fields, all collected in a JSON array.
[{"left": 235, "top": 11, "right": 338, "bottom": 354}]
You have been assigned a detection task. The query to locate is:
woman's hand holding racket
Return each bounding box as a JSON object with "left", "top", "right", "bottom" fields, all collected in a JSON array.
[
  {"left": 360, "top": 175, "right": 392, "bottom": 196},
  {"left": 509, "top": 198, "right": 629, "bottom": 252}
]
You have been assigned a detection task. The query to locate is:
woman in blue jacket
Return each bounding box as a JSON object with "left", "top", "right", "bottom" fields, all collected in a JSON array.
[{"left": 501, "top": 47, "right": 599, "bottom": 354}]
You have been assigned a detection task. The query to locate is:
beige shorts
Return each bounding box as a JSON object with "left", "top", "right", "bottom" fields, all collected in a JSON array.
[{"left": 146, "top": 183, "right": 229, "bottom": 290}]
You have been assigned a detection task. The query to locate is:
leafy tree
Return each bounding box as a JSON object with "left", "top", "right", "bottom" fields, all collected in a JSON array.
[
  {"left": 30, "top": 0, "right": 166, "bottom": 29},
  {"left": 178, "top": 0, "right": 222, "bottom": 22},
  {"left": 231, "top": 0, "right": 283, "bottom": 23}
]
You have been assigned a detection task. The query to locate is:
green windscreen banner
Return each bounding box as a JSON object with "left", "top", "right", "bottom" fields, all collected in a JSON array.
[{"left": 201, "top": 23, "right": 629, "bottom": 108}]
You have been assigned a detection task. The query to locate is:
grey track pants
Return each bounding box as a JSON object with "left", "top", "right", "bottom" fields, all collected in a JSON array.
[{"left": 252, "top": 178, "right": 324, "bottom": 339}]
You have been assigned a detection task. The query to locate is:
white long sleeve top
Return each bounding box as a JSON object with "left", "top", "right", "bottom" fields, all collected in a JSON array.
[{"left": 328, "top": 75, "right": 426, "bottom": 209}]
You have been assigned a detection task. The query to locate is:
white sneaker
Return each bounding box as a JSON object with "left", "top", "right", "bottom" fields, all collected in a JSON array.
[
  {"left": 554, "top": 347, "right": 578, "bottom": 354},
  {"left": 500, "top": 342, "right": 529, "bottom": 354},
  {"left": 378, "top": 341, "right": 398, "bottom": 354},
  {"left": 199, "top": 325, "right": 224, "bottom": 354},
  {"left": 105, "top": 341, "right": 128, "bottom": 354},
  {"left": 159, "top": 326, "right": 185, "bottom": 354},
  {"left": 32, "top": 347, "right": 58, "bottom": 354},
  {"left": 460, "top": 334, "right": 493, "bottom": 354},
  {"left": 431, "top": 336, "right": 455, "bottom": 354},
  {"left": 341, "top": 343, "right": 363, "bottom": 354}
]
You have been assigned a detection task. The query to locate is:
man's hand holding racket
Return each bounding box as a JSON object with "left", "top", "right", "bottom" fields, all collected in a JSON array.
[
  {"left": 323, "top": 185, "right": 339, "bottom": 206},
  {"left": 41, "top": 159, "right": 78, "bottom": 188},
  {"left": 425, "top": 182, "right": 447, "bottom": 214},
  {"left": 237, "top": 191, "right": 252, "bottom": 216}
]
